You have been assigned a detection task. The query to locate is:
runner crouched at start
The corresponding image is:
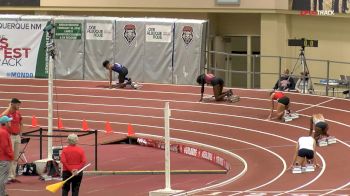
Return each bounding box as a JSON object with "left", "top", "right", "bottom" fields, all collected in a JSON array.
[
  {"left": 196, "top": 73, "right": 238, "bottom": 103},
  {"left": 290, "top": 134, "right": 320, "bottom": 173},
  {"left": 309, "top": 113, "right": 336, "bottom": 146}
]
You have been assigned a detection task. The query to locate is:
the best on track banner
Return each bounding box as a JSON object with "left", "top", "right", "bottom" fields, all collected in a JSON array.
[
  {"left": 0, "top": 21, "right": 48, "bottom": 78},
  {"left": 86, "top": 23, "right": 113, "bottom": 40},
  {"left": 145, "top": 25, "right": 172, "bottom": 43}
]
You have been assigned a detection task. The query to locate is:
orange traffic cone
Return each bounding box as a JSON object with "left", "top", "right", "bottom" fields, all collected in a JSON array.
[
  {"left": 57, "top": 117, "right": 64, "bottom": 129},
  {"left": 82, "top": 119, "right": 89, "bottom": 131},
  {"left": 105, "top": 121, "right": 112, "bottom": 134},
  {"left": 31, "top": 115, "right": 38, "bottom": 128},
  {"left": 127, "top": 123, "right": 135, "bottom": 136}
]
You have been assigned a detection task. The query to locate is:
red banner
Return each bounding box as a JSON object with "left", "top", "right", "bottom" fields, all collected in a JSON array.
[{"left": 137, "top": 137, "right": 230, "bottom": 170}]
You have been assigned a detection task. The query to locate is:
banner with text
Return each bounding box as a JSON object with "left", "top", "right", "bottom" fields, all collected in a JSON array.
[
  {"left": 86, "top": 23, "right": 113, "bottom": 40},
  {"left": 0, "top": 20, "right": 48, "bottom": 78},
  {"left": 145, "top": 25, "right": 172, "bottom": 43},
  {"left": 55, "top": 23, "right": 82, "bottom": 40}
]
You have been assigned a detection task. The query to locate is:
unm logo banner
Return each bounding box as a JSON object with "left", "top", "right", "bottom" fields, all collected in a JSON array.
[
  {"left": 123, "top": 24, "right": 136, "bottom": 45},
  {"left": 0, "top": 21, "right": 48, "bottom": 78},
  {"left": 182, "top": 26, "right": 193, "bottom": 47}
]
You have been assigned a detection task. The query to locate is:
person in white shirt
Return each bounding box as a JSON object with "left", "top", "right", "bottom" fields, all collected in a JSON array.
[{"left": 290, "top": 135, "right": 320, "bottom": 169}]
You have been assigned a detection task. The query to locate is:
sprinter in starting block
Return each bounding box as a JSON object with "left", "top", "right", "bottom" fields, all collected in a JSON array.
[
  {"left": 290, "top": 134, "right": 320, "bottom": 174},
  {"left": 310, "top": 114, "right": 336, "bottom": 147},
  {"left": 103, "top": 60, "right": 140, "bottom": 89},
  {"left": 268, "top": 91, "right": 295, "bottom": 122},
  {"left": 197, "top": 73, "right": 238, "bottom": 103}
]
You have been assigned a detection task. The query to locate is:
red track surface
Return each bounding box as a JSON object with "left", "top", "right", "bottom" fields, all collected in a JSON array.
[{"left": 0, "top": 78, "right": 350, "bottom": 196}]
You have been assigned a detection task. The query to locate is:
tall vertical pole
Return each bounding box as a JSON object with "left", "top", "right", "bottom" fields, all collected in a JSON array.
[
  {"left": 326, "top": 60, "right": 330, "bottom": 96},
  {"left": 164, "top": 102, "right": 171, "bottom": 191},
  {"left": 47, "top": 55, "right": 53, "bottom": 159},
  {"left": 44, "top": 21, "right": 55, "bottom": 160},
  {"left": 95, "top": 130, "right": 98, "bottom": 171}
]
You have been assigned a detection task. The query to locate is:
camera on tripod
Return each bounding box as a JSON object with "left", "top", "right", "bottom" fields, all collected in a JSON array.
[{"left": 288, "top": 38, "right": 318, "bottom": 48}]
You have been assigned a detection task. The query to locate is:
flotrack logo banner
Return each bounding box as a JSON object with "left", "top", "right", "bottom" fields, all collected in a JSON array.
[
  {"left": 300, "top": 10, "right": 335, "bottom": 16},
  {"left": 0, "top": 20, "right": 48, "bottom": 78}
]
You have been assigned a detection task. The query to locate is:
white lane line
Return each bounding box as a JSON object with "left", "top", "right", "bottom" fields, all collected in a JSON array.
[
  {"left": 208, "top": 192, "right": 222, "bottom": 195},
  {"left": 296, "top": 97, "right": 336, "bottom": 113},
  {"left": 208, "top": 187, "right": 350, "bottom": 193},
  {"left": 7, "top": 188, "right": 42, "bottom": 192},
  {"left": 0, "top": 83, "right": 202, "bottom": 96}
]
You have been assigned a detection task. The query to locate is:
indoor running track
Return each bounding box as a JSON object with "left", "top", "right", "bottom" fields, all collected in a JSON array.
[{"left": 0, "top": 78, "right": 350, "bottom": 196}]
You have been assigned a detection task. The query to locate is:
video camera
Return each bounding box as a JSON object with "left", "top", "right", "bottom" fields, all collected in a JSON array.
[{"left": 288, "top": 38, "right": 318, "bottom": 48}]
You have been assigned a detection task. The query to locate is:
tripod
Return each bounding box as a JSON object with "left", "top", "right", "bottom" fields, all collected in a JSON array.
[{"left": 289, "top": 47, "right": 314, "bottom": 94}]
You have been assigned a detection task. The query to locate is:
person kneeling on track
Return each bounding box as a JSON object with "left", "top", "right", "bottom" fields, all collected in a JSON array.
[
  {"left": 196, "top": 73, "right": 235, "bottom": 102},
  {"left": 268, "top": 91, "right": 292, "bottom": 122},
  {"left": 102, "top": 60, "right": 132, "bottom": 89},
  {"left": 309, "top": 113, "right": 335, "bottom": 146},
  {"left": 290, "top": 134, "right": 320, "bottom": 170}
]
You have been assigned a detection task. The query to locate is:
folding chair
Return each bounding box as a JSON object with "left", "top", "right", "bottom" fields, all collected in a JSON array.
[{"left": 17, "top": 137, "right": 30, "bottom": 163}]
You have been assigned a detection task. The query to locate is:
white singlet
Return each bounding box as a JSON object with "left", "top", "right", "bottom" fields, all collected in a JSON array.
[{"left": 298, "top": 136, "right": 314, "bottom": 150}]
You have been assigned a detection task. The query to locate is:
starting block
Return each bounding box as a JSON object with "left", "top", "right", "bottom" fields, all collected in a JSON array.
[
  {"left": 130, "top": 82, "right": 142, "bottom": 89},
  {"left": 289, "top": 113, "right": 299, "bottom": 119},
  {"left": 303, "top": 164, "right": 315, "bottom": 172},
  {"left": 292, "top": 164, "right": 315, "bottom": 174},
  {"left": 283, "top": 115, "right": 293, "bottom": 122},
  {"left": 292, "top": 165, "right": 302, "bottom": 174},
  {"left": 327, "top": 136, "right": 336, "bottom": 144},
  {"left": 318, "top": 138, "right": 328, "bottom": 147},
  {"left": 227, "top": 95, "right": 240, "bottom": 103},
  {"left": 202, "top": 96, "right": 215, "bottom": 102}
]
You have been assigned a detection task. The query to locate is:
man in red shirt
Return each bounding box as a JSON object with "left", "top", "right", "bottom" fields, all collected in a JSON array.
[
  {"left": 1, "top": 98, "right": 22, "bottom": 183},
  {"left": 61, "top": 134, "right": 86, "bottom": 196},
  {"left": 0, "top": 116, "right": 14, "bottom": 196}
]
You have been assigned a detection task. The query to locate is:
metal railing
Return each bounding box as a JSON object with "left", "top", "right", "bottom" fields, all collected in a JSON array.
[{"left": 206, "top": 50, "right": 350, "bottom": 98}]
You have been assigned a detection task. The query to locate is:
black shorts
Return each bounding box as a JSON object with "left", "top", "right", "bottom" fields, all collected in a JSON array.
[
  {"left": 277, "top": 96, "right": 290, "bottom": 106},
  {"left": 211, "top": 77, "right": 224, "bottom": 86},
  {"left": 298, "top": 148, "right": 314, "bottom": 159},
  {"left": 118, "top": 67, "right": 128, "bottom": 83}
]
